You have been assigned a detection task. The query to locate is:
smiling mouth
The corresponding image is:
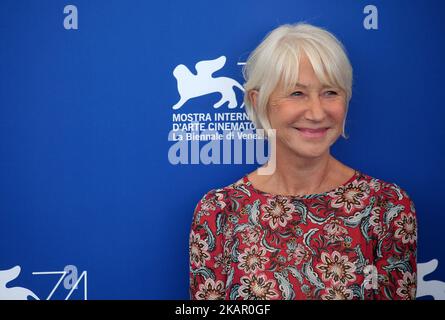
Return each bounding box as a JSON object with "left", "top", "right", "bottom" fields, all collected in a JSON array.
[
  {"left": 295, "top": 127, "right": 329, "bottom": 132},
  {"left": 294, "top": 127, "right": 329, "bottom": 138}
]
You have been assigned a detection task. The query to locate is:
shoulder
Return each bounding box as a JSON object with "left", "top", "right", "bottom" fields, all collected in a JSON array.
[
  {"left": 358, "top": 171, "right": 417, "bottom": 223},
  {"left": 198, "top": 175, "right": 247, "bottom": 202},
  {"left": 192, "top": 176, "right": 247, "bottom": 224},
  {"left": 357, "top": 171, "right": 413, "bottom": 200},
  {"left": 374, "top": 175, "right": 414, "bottom": 209}
]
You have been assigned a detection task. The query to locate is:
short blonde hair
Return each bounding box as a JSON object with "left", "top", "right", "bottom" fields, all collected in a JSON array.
[{"left": 243, "top": 22, "right": 353, "bottom": 139}]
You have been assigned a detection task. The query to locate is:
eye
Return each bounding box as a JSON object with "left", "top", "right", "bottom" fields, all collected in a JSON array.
[
  {"left": 323, "top": 90, "right": 339, "bottom": 97},
  {"left": 290, "top": 91, "right": 304, "bottom": 97}
]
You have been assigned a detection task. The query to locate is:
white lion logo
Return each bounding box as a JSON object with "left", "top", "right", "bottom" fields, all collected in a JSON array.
[
  {"left": 172, "top": 56, "right": 244, "bottom": 110},
  {"left": 0, "top": 266, "right": 39, "bottom": 300}
]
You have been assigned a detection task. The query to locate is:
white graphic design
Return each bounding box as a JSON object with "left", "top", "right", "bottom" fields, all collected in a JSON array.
[
  {"left": 0, "top": 266, "right": 39, "bottom": 300},
  {"left": 0, "top": 265, "right": 87, "bottom": 300},
  {"left": 172, "top": 56, "right": 244, "bottom": 110},
  {"left": 32, "top": 265, "right": 87, "bottom": 300},
  {"left": 417, "top": 259, "right": 445, "bottom": 299}
]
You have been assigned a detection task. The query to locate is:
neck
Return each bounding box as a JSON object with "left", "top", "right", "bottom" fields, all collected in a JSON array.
[{"left": 261, "top": 148, "right": 337, "bottom": 196}]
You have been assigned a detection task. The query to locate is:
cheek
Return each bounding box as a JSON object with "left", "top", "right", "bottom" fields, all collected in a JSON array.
[
  {"left": 267, "top": 102, "right": 303, "bottom": 125},
  {"left": 330, "top": 109, "right": 345, "bottom": 121},
  {"left": 324, "top": 100, "right": 347, "bottom": 121}
]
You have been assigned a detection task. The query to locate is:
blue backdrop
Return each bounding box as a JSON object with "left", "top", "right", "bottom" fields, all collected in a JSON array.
[{"left": 1, "top": 0, "right": 444, "bottom": 299}]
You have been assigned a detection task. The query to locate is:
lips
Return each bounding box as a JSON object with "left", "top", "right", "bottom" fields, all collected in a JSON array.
[
  {"left": 296, "top": 127, "right": 329, "bottom": 133},
  {"left": 294, "top": 127, "right": 329, "bottom": 138}
]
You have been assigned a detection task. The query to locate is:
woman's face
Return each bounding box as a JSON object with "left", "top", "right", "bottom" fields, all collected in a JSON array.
[{"left": 265, "top": 54, "right": 347, "bottom": 159}]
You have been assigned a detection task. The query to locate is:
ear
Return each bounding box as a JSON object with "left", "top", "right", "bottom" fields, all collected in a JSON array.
[{"left": 248, "top": 89, "right": 259, "bottom": 110}]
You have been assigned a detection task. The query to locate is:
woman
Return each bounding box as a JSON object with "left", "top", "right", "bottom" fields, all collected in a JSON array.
[{"left": 189, "top": 23, "right": 417, "bottom": 300}]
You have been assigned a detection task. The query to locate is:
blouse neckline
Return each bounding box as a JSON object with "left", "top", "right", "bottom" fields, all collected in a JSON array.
[{"left": 241, "top": 169, "right": 360, "bottom": 199}]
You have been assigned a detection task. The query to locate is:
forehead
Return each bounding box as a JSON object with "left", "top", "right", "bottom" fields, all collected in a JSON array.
[
  {"left": 295, "top": 52, "right": 339, "bottom": 89},
  {"left": 272, "top": 47, "right": 341, "bottom": 95},
  {"left": 296, "top": 54, "right": 324, "bottom": 85}
]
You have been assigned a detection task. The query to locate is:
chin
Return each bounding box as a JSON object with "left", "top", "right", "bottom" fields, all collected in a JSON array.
[
  {"left": 294, "top": 148, "right": 328, "bottom": 159},
  {"left": 283, "top": 142, "right": 329, "bottom": 159}
]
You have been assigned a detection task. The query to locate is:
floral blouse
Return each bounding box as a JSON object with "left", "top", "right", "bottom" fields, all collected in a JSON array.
[{"left": 189, "top": 170, "right": 417, "bottom": 300}]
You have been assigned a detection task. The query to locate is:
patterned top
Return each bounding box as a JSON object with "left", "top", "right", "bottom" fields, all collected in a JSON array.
[{"left": 189, "top": 170, "right": 418, "bottom": 300}]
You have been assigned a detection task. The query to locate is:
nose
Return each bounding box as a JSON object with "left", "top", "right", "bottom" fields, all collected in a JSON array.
[{"left": 304, "top": 95, "right": 326, "bottom": 122}]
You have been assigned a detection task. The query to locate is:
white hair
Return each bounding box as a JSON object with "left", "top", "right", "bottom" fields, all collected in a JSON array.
[{"left": 243, "top": 22, "right": 353, "bottom": 139}]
